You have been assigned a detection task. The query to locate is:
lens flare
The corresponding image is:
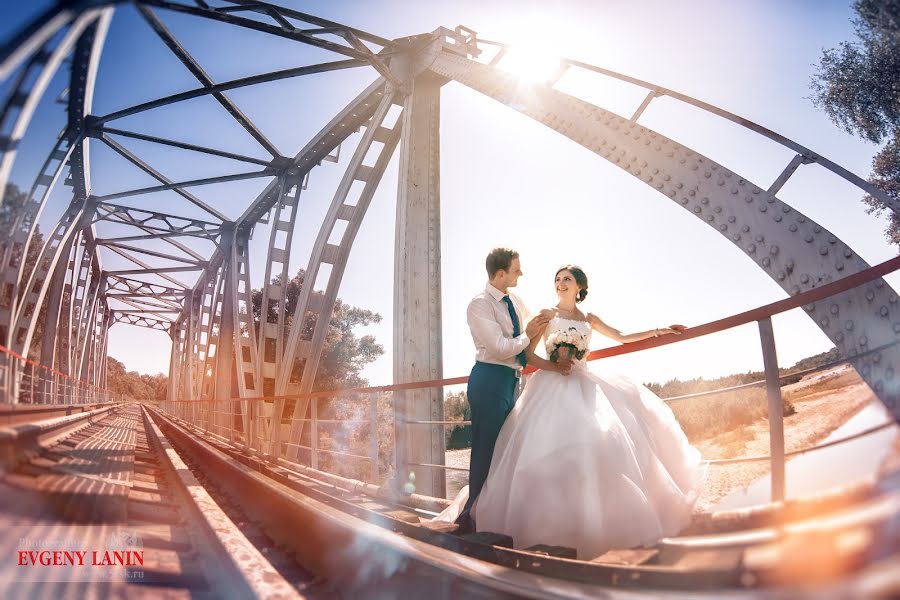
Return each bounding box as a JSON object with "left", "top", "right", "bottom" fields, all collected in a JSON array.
[{"left": 498, "top": 45, "right": 563, "bottom": 86}]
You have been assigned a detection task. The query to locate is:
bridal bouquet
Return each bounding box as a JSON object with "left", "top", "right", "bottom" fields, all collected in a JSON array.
[{"left": 547, "top": 327, "right": 588, "bottom": 362}]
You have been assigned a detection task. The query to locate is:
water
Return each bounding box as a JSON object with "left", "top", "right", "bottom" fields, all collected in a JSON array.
[
  {"left": 713, "top": 401, "right": 898, "bottom": 511},
  {"left": 444, "top": 448, "right": 471, "bottom": 500}
]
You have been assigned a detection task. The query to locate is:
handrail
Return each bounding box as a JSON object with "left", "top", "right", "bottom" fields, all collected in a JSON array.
[
  {"left": 160, "top": 255, "right": 900, "bottom": 503},
  {"left": 226, "top": 254, "right": 900, "bottom": 403},
  {"left": 585, "top": 254, "right": 900, "bottom": 361},
  {"left": 0, "top": 342, "right": 112, "bottom": 393},
  {"left": 404, "top": 340, "right": 891, "bottom": 419}
]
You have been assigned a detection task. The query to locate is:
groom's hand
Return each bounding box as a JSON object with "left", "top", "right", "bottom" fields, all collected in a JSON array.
[{"left": 525, "top": 314, "right": 549, "bottom": 339}]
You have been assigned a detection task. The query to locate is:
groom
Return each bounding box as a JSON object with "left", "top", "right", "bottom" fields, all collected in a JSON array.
[{"left": 456, "top": 248, "right": 551, "bottom": 534}]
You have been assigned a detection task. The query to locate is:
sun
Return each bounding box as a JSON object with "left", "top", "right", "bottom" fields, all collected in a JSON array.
[{"left": 497, "top": 45, "right": 564, "bottom": 86}]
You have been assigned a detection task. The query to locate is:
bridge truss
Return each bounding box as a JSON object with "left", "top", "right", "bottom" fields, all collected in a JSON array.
[{"left": 1, "top": 1, "right": 898, "bottom": 497}]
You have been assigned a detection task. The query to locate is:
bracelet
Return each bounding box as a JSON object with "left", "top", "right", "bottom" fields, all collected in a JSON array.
[{"left": 654, "top": 328, "right": 659, "bottom": 337}]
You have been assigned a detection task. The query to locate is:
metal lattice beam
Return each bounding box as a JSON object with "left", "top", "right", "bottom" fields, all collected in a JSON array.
[
  {"left": 280, "top": 87, "right": 403, "bottom": 462},
  {"left": 136, "top": 4, "right": 283, "bottom": 157},
  {"left": 2, "top": 3, "right": 896, "bottom": 449},
  {"left": 427, "top": 47, "right": 900, "bottom": 419},
  {"left": 95, "top": 58, "right": 367, "bottom": 125}
]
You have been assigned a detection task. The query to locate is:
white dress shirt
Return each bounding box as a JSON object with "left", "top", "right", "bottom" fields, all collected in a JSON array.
[{"left": 467, "top": 283, "right": 532, "bottom": 371}]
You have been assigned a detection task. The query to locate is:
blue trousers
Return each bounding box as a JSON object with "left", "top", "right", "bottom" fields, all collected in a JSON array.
[{"left": 457, "top": 361, "right": 518, "bottom": 528}]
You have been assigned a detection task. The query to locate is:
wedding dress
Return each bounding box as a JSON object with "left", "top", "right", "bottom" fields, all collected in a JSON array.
[{"left": 438, "top": 317, "right": 706, "bottom": 559}]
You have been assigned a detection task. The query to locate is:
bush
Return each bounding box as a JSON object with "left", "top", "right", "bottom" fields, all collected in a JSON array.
[
  {"left": 444, "top": 390, "right": 471, "bottom": 449},
  {"left": 668, "top": 386, "right": 797, "bottom": 444}
]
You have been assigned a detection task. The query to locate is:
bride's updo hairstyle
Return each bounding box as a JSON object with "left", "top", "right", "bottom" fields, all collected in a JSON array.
[{"left": 556, "top": 265, "right": 589, "bottom": 303}]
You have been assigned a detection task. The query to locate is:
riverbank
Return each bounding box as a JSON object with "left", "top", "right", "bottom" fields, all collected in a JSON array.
[{"left": 690, "top": 365, "right": 877, "bottom": 509}]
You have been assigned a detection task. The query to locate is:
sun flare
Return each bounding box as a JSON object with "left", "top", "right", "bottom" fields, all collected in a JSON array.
[{"left": 497, "top": 45, "right": 563, "bottom": 86}]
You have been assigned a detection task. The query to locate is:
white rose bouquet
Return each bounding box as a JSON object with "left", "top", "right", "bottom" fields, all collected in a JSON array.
[{"left": 546, "top": 326, "right": 588, "bottom": 362}]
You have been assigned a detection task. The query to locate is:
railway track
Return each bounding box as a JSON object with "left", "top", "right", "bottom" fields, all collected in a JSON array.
[
  {"left": 1, "top": 403, "right": 897, "bottom": 598},
  {"left": 0, "top": 404, "right": 303, "bottom": 597}
]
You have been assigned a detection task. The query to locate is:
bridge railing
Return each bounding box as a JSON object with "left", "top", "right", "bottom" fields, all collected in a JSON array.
[
  {"left": 158, "top": 254, "right": 900, "bottom": 502},
  {"left": 0, "top": 343, "right": 117, "bottom": 405}
]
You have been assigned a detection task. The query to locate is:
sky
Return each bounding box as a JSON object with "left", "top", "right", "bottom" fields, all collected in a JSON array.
[{"left": 2, "top": 0, "right": 897, "bottom": 390}]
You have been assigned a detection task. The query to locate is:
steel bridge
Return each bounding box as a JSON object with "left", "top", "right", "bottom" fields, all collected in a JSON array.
[{"left": 1, "top": 2, "right": 899, "bottom": 597}]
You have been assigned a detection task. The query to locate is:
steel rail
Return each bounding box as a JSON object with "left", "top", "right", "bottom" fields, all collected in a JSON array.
[
  {"left": 406, "top": 346, "right": 889, "bottom": 423},
  {"left": 0, "top": 402, "right": 122, "bottom": 468},
  {"left": 137, "top": 405, "right": 302, "bottom": 597}
]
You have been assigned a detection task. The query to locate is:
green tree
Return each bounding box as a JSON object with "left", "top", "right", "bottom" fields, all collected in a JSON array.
[
  {"left": 1, "top": 183, "right": 45, "bottom": 359},
  {"left": 105, "top": 356, "right": 167, "bottom": 401},
  {"left": 810, "top": 0, "right": 900, "bottom": 245},
  {"left": 444, "top": 390, "right": 472, "bottom": 449},
  {"left": 250, "top": 269, "right": 386, "bottom": 481},
  {"left": 250, "top": 268, "right": 384, "bottom": 393}
]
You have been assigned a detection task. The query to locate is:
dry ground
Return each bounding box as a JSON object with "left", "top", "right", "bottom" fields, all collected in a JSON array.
[{"left": 690, "top": 365, "right": 878, "bottom": 510}]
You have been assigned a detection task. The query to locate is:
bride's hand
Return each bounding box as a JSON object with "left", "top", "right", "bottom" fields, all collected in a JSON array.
[
  {"left": 660, "top": 324, "right": 686, "bottom": 336},
  {"left": 525, "top": 313, "right": 551, "bottom": 338},
  {"left": 555, "top": 357, "right": 573, "bottom": 375}
]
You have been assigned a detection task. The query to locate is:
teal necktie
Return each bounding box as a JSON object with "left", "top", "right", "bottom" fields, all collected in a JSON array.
[{"left": 502, "top": 295, "right": 527, "bottom": 368}]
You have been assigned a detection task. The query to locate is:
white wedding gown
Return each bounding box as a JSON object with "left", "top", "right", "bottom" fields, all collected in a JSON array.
[{"left": 438, "top": 318, "right": 706, "bottom": 559}]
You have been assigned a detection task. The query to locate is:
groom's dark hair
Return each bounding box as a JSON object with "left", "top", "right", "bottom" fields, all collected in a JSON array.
[{"left": 486, "top": 247, "right": 519, "bottom": 279}]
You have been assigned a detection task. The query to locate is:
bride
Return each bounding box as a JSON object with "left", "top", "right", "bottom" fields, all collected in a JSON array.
[{"left": 439, "top": 265, "right": 706, "bottom": 559}]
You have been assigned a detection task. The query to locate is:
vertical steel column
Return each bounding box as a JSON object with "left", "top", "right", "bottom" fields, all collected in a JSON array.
[
  {"left": 98, "top": 304, "right": 110, "bottom": 390},
  {"left": 80, "top": 280, "right": 101, "bottom": 377},
  {"left": 186, "top": 289, "right": 203, "bottom": 423},
  {"left": 259, "top": 174, "right": 301, "bottom": 456},
  {"left": 181, "top": 293, "right": 194, "bottom": 406},
  {"left": 758, "top": 317, "right": 786, "bottom": 502},
  {"left": 175, "top": 321, "right": 187, "bottom": 416},
  {"left": 37, "top": 231, "right": 82, "bottom": 402},
  {"left": 197, "top": 269, "right": 223, "bottom": 430},
  {"left": 63, "top": 240, "right": 86, "bottom": 379},
  {"left": 215, "top": 227, "right": 237, "bottom": 439},
  {"left": 73, "top": 241, "right": 100, "bottom": 378},
  {"left": 279, "top": 88, "right": 400, "bottom": 462},
  {"left": 393, "top": 70, "right": 445, "bottom": 497},
  {"left": 199, "top": 270, "right": 224, "bottom": 398},
  {"left": 166, "top": 318, "right": 181, "bottom": 409},
  {"left": 230, "top": 228, "right": 260, "bottom": 447},
  {"left": 94, "top": 300, "right": 111, "bottom": 390},
  {"left": 78, "top": 277, "right": 103, "bottom": 386}
]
